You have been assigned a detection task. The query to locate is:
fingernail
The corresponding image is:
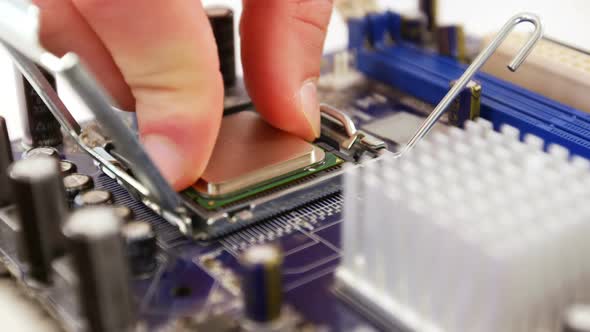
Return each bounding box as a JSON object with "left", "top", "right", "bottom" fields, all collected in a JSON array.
[
  {"left": 143, "top": 135, "right": 184, "bottom": 188},
  {"left": 298, "top": 80, "right": 321, "bottom": 139}
]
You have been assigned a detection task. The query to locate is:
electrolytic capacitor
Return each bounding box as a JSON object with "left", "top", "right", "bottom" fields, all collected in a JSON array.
[
  {"left": 122, "top": 221, "right": 157, "bottom": 276},
  {"left": 207, "top": 6, "right": 236, "bottom": 87},
  {"left": 62, "top": 207, "right": 136, "bottom": 332},
  {"left": 0, "top": 117, "right": 13, "bottom": 207},
  {"left": 74, "top": 189, "right": 113, "bottom": 207},
  {"left": 59, "top": 160, "right": 77, "bottom": 176},
  {"left": 9, "top": 156, "right": 67, "bottom": 283},
  {"left": 15, "top": 66, "right": 63, "bottom": 147},
  {"left": 63, "top": 173, "right": 94, "bottom": 201},
  {"left": 240, "top": 244, "right": 284, "bottom": 323},
  {"left": 23, "top": 146, "right": 60, "bottom": 159},
  {"left": 113, "top": 205, "right": 134, "bottom": 222}
]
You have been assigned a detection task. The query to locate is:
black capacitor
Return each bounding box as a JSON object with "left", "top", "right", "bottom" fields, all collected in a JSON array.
[
  {"left": 23, "top": 146, "right": 60, "bottom": 159},
  {"left": 74, "top": 189, "right": 113, "bottom": 207},
  {"left": 9, "top": 156, "right": 67, "bottom": 283},
  {"left": 207, "top": 6, "right": 236, "bottom": 87},
  {"left": 122, "top": 221, "right": 157, "bottom": 276},
  {"left": 59, "top": 160, "right": 77, "bottom": 176},
  {"left": 62, "top": 207, "right": 136, "bottom": 332},
  {"left": 563, "top": 305, "right": 590, "bottom": 332},
  {"left": 240, "top": 244, "right": 284, "bottom": 323},
  {"left": 63, "top": 173, "right": 94, "bottom": 201},
  {"left": 113, "top": 205, "right": 134, "bottom": 222},
  {"left": 0, "top": 117, "right": 13, "bottom": 207},
  {"left": 16, "top": 67, "right": 63, "bottom": 147}
]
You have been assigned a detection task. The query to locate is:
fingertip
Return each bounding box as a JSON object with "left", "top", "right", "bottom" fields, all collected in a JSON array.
[
  {"left": 247, "top": 78, "right": 321, "bottom": 143},
  {"left": 139, "top": 101, "right": 222, "bottom": 190},
  {"left": 250, "top": 79, "right": 321, "bottom": 142},
  {"left": 298, "top": 80, "right": 321, "bottom": 140},
  {"left": 250, "top": 84, "right": 320, "bottom": 143},
  {"left": 143, "top": 135, "right": 196, "bottom": 191},
  {"left": 241, "top": 0, "right": 331, "bottom": 142}
]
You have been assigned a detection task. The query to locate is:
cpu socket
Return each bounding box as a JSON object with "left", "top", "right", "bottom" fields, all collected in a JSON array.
[
  {"left": 183, "top": 111, "right": 342, "bottom": 210},
  {"left": 1, "top": 2, "right": 380, "bottom": 240}
]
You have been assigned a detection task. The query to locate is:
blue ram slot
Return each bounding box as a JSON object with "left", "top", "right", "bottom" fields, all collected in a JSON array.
[
  {"left": 354, "top": 12, "right": 590, "bottom": 124},
  {"left": 380, "top": 46, "right": 590, "bottom": 138},
  {"left": 390, "top": 44, "right": 590, "bottom": 125},
  {"left": 351, "top": 13, "right": 590, "bottom": 157},
  {"left": 356, "top": 49, "right": 590, "bottom": 158},
  {"left": 403, "top": 42, "right": 590, "bottom": 122}
]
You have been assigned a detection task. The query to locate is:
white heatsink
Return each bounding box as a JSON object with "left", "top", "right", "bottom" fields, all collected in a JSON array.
[{"left": 336, "top": 119, "right": 590, "bottom": 332}]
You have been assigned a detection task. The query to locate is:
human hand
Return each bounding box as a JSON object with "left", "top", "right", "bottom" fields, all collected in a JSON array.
[{"left": 34, "top": 0, "right": 333, "bottom": 190}]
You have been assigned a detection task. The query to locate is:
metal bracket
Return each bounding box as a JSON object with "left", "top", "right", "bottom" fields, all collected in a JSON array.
[
  {"left": 320, "top": 104, "right": 386, "bottom": 154},
  {"left": 320, "top": 104, "right": 362, "bottom": 150},
  {"left": 0, "top": 0, "right": 182, "bottom": 214}
]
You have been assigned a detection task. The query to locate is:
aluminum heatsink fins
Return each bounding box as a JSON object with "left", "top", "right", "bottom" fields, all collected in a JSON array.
[{"left": 336, "top": 118, "right": 590, "bottom": 332}]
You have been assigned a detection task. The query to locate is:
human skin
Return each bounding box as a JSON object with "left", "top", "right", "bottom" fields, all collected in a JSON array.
[{"left": 33, "top": 0, "right": 333, "bottom": 190}]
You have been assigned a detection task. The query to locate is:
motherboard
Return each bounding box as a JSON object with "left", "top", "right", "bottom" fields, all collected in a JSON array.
[
  {"left": 1, "top": 1, "right": 590, "bottom": 332},
  {"left": 1, "top": 62, "right": 418, "bottom": 332}
]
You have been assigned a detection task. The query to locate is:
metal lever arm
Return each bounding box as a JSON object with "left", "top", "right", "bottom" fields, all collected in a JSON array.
[
  {"left": 397, "top": 12, "right": 543, "bottom": 156},
  {"left": 0, "top": 0, "right": 181, "bottom": 212}
]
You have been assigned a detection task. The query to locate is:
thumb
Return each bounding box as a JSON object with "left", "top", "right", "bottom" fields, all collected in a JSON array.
[{"left": 240, "top": 0, "right": 333, "bottom": 141}]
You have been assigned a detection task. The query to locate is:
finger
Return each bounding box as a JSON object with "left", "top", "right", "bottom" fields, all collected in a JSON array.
[
  {"left": 72, "top": 0, "right": 224, "bottom": 190},
  {"left": 33, "top": 0, "right": 135, "bottom": 110},
  {"left": 241, "top": 0, "right": 333, "bottom": 141}
]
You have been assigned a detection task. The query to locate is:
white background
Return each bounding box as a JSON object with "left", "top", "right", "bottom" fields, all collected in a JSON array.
[
  {"left": 0, "top": 1, "right": 589, "bottom": 331},
  {"left": 0, "top": 0, "right": 589, "bottom": 140}
]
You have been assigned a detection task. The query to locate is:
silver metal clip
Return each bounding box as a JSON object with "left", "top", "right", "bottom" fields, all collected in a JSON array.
[
  {"left": 395, "top": 12, "right": 543, "bottom": 156},
  {"left": 320, "top": 104, "right": 362, "bottom": 150},
  {"left": 320, "top": 104, "right": 386, "bottom": 154}
]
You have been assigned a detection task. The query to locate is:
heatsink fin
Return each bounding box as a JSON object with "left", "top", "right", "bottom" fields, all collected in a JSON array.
[{"left": 336, "top": 118, "right": 590, "bottom": 332}]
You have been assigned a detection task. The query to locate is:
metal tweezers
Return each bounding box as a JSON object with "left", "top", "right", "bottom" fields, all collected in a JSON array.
[{"left": 0, "top": 0, "right": 543, "bottom": 220}]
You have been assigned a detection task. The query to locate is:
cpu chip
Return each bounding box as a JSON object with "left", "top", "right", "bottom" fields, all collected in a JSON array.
[{"left": 192, "top": 111, "right": 326, "bottom": 198}]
